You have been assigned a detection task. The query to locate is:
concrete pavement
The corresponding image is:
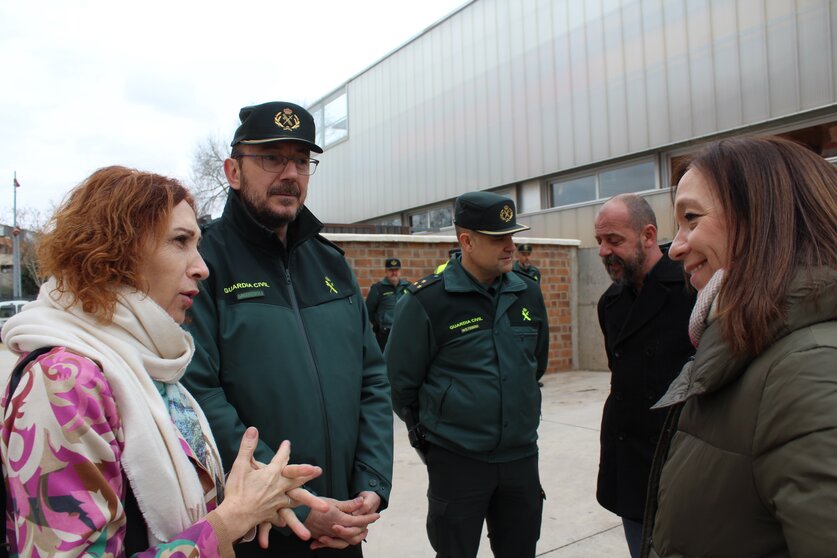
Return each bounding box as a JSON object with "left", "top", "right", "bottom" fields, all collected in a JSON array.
[{"left": 0, "top": 344, "right": 627, "bottom": 557}]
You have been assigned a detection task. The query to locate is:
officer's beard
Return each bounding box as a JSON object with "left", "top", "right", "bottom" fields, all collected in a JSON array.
[{"left": 238, "top": 174, "right": 303, "bottom": 231}]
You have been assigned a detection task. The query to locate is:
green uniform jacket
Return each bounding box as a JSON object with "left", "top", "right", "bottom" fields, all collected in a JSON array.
[
  {"left": 512, "top": 261, "right": 541, "bottom": 283},
  {"left": 183, "top": 191, "right": 393, "bottom": 513},
  {"left": 365, "top": 278, "right": 411, "bottom": 330},
  {"left": 385, "top": 257, "right": 549, "bottom": 463},
  {"left": 645, "top": 267, "right": 837, "bottom": 557}
]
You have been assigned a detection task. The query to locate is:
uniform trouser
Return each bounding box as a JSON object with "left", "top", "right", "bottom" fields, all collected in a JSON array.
[
  {"left": 425, "top": 444, "right": 544, "bottom": 558},
  {"left": 234, "top": 529, "right": 364, "bottom": 557},
  {"left": 374, "top": 328, "right": 390, "bottom": 352}
]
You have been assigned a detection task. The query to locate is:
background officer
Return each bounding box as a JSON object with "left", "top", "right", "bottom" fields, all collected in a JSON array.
[
  {"left": 513, "top": 243, "right": 541, "bottom": 283},
  {"left": 385, "top": 191, "right": 550, "bottom": 558},
  {"left": 366, "top": 258, "right": 410, "bottom": 350}
]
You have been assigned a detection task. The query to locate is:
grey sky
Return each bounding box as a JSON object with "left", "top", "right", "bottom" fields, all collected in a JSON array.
[{"left": 0, "top": 0, "right": 467, "bottom": 222}]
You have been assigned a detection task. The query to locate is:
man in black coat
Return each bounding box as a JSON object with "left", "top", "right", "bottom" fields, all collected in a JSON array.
[{"left": 594, "top": 194, "right": 696, "bottom": 558}]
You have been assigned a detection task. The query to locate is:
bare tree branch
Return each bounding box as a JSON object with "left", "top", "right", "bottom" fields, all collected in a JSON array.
[{"left": 189, "top": 134, "right": 230, "bottom": 219}]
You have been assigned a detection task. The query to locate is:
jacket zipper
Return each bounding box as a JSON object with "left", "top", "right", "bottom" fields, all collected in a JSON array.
[{"left": 282, "top": 261, "right": 334, "bottom": 496}]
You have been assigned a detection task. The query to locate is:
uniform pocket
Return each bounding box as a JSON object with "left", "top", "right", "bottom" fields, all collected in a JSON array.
[{"left": 511, "top": 326, "right": 538, "bottom": 359}]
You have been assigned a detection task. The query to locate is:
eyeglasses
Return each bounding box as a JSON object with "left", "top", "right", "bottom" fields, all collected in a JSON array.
[{"left": 235, "top": 154, "right": 319, "bottom": 176}]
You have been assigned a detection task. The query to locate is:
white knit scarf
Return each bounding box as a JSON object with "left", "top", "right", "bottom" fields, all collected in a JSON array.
[
  {"left": 1, "top": 278, "right": 224, "bottom": 546},
  {"left": 688, "top": 269, "right": 725, "bottom": 348}
]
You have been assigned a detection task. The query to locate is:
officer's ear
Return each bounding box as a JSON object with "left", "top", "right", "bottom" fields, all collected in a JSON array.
[
  {"left": 224, "top": 158, "right": 243, "bottom": 191},
  {"left": 458, "top": 230, "right": 474, "bottom": 253}
]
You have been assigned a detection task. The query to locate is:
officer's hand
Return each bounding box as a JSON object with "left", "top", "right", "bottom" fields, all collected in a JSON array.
[
  {"left": 305, "top": 497, "right": 380, "bottom": 549},
  {"left": 352, "top": 491, "right": 382, "bottom": 515}
]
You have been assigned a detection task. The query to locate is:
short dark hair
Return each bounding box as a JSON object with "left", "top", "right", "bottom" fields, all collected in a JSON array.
[{"left": 611, "top": 193, "right": 657, "bottom": 232}]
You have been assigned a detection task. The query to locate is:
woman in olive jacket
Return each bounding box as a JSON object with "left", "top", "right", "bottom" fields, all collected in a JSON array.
[{"left": 640, "top": 136, "right": 837, "bottom": 558}]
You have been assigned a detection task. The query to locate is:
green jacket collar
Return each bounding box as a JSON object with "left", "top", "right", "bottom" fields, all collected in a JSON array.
[
  {"left": 378, "top": 278, "right": 411, "bottom": 288},
  {"left": 222, "top": 189, "right": 324, "bottom": 253},
  {"left": 442, "top": 256, "right": 527, "bottom": 296},
  {"left": 654, "top": 265, "right": 837, "bottom": 409}
]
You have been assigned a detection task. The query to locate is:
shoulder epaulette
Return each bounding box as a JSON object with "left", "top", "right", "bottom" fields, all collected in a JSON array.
[
  {"left": 512, "top": 268, "right": 538, "bottom": 284},
  {"left": 407, "top": 273, "right": 443, "bottom": 295},
  {"left": 314, "top": 234, "right": 346, "bottom": 256}
]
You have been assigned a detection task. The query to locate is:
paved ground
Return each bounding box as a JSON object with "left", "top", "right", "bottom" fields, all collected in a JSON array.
[{"left": 0, "top": 344, "right": 627, "bottom": 557}]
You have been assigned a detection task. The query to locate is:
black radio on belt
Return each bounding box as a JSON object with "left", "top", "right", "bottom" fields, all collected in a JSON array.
[{"left": 402, "top": 405, "right": 429, "bottom": 464}]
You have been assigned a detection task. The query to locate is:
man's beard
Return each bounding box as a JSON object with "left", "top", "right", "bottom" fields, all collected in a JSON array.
[
  {"left": 603, "top": 241, "right": 645, "bottom": 287},
  {"left": 239, "top": 174, "right": 303, "bottom": 230}
]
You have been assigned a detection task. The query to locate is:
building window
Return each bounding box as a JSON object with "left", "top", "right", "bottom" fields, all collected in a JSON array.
[
  {"left": 551, "top": 175, "right": 596, "bottom": 207},
  {"left": 310, "top": 89, "right": 348, "bottom": 149},
  {"left": 549, "top": 159, "right": 657, "bottom": 208},
  {"left": 430, "top": 206, "right": 453, "bottom": 230},
  {"left": 373, "top": 215, "right": 403, "bottom": 227},
  {"left": 410, "top": 213, "right": 429, "bottom": 231},
  {"left": 409, "top": 203, "right": 453, "bottom": 233}
]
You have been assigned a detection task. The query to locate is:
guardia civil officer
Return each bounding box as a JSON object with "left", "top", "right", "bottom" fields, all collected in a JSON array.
[
  {"left": 183, "top": 101, "right": 393, "bottom": 557},
  {"left": 365, "top": 258, "right": 411, "bottom": 350},
  {"left": 512, "top": 243, "right": 541, "bottom": 283},
  {"left": 385, "top": 191, "right": 549, "bottom": 558}
]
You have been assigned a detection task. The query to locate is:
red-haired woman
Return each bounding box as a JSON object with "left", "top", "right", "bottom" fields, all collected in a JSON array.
[{"left": 1, "top": 166, "right": 327, "bottom": 557}]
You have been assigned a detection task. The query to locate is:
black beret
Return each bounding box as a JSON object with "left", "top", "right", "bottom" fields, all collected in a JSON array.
[
  {"left": 454, "top": 192, "right": 529, "bottom": 236},
  {"left": 231, "top": 101, "right": 323, "bottom": 153}
]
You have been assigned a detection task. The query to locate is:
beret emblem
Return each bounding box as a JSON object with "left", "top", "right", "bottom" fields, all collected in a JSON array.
[{"left": 275, "top": 108, "right": 301, "bottom": 131}]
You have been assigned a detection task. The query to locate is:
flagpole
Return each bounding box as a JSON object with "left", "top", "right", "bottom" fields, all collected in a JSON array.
[{"left": 12, "top": 172, "right": 21, "bottom": 298}]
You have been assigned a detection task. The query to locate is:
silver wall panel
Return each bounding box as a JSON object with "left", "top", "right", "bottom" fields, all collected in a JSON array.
[
  {"left": 307, "top": 0, "right": 837, "bottom": 223},
  {"left": 712, "top": 1, "right": 744, "bottom": 129},
  {"left": 766, "top": 0, "right": 800, "bottom": 115},
  {"left": 738, "top": 0, "right": 771, "bottom": 123},
  {"left": 663, "top": 0, "right": 690, "bottom": 142},
  {"left": 603, "top": 0, "right": 630, "bottom": 154},
  {"left": 554, "top": 0, "right": 577, "bottom": 168},
  {"left": 798, "top": 0, "right": 834, "bottom": 108},
  {"left": 833, "top": 1, "right": 837, "bottom": 98},
  {"left": 622, "top": 0, "right": 651, "bottom": 150}
]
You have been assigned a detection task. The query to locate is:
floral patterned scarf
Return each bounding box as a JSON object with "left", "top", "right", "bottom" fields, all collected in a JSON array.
[{"left": 1, "top": 278, "right": 224, "bottom": 545}]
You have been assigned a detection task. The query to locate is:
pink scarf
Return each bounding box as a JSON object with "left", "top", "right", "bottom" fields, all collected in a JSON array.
[{"left": 688, "top": 269, "right": 725, "bottom": 348}]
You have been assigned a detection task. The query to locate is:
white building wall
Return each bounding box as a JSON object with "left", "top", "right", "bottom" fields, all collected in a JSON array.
[{"left": 307, "top": 0, "right": 837, "bottom": 224}]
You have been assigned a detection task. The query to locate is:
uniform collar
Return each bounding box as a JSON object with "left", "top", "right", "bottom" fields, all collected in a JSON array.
[
  {"left": 443, "top": 257, "right": 527, "bottom": 296},
  {"left": 379, "top": 278, "right": 409, "bottom": 288}
]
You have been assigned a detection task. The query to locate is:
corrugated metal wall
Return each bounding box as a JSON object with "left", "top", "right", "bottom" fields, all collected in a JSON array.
[{"left": 307, "top": 0, "right": 837, "bottom": 223}]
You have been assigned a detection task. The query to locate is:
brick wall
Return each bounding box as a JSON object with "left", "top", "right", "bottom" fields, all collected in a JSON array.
[{"left": 328, "top": 235, "right": 575, "bottom": 373}]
